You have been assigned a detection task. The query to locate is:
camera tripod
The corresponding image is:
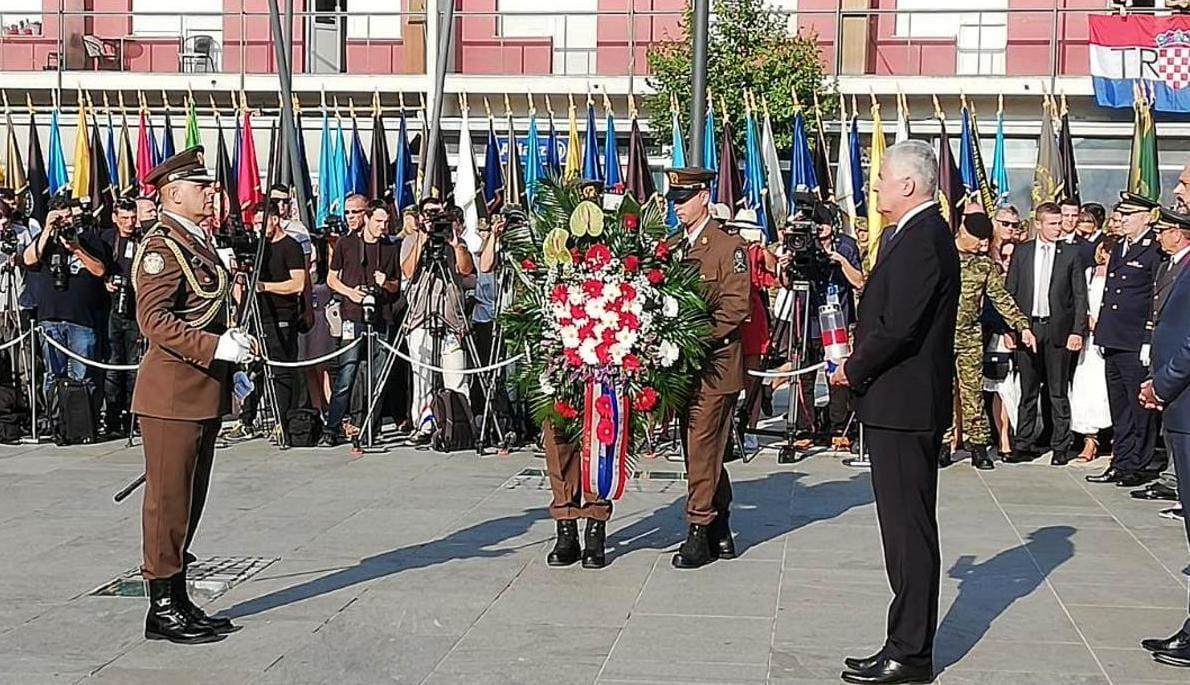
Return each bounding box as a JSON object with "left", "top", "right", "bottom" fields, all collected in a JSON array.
[
  {"left": 0, "top": 260, "right": 37, "bottom": 441},
  {"left": 473, "top": 253, "right": 530, "bottom": 454},
  {"left": 235, "top": 273, "right": 288, "bottom": 449}
]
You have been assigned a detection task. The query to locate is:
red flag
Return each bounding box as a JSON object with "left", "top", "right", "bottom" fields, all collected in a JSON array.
[
  {"left": 236, "top": 111, "right": 263, "bottom": 226},
  {"left": 136, "top": 111, "right": 155, "bottom": 196}
]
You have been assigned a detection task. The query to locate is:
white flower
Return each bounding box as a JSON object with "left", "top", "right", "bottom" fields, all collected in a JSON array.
[
  {"left": 560, "top": 325, "right": 580, "bottom": 349},
  {"left": 539, "top": 373, "right": 556, "bottom": 396},
  {"left": 600, "top": 310, "right": 620, "bottom": 327},
  {"left": 663, "top": 295, "right": 679, "bottom": 318},
  {"left": 658, "top": 340, "right": 680, "bottom": 367},
  {"left": 567, "top": 287, "right": 584, "bottom": 305},
  {"left": 579, "top": 339, "right": 600, "bottom": 366},
  {"left": 585, "top": 298, "right": 606, "bottom": 319}
]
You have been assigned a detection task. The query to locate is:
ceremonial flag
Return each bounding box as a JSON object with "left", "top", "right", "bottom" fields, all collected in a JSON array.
[
  {"left": 760, "top": 102, "right": 787, "bottom": 229},
  {"left": 848, "top": 106, "right": 866, "bottom": 215},
  {"left": 333, "top": 113, "right": 350, "bottom": 210},
  {"left": 936, "top": 102, "right": 965, "bottom": 233},
  {"left": 504, "top": 112, "right": 523, "bottom": 207},
  {"left": 71, "top": 96, "right": 90, "bottom": 200},
  {"left": 117, "top": 111, "right": 136, "bottom": 197},
  {"left": 959, "top": 104, "right": 979, "bottom": 196},
  {"left": 1089, "top": 14, "right": 1190, "bottom": 112},
  {"left": 991, "top": 95, "right": 1010, "bottom": 204},
  {"left": 455, "top": 105, "right": 481, "bottom": 242},
  {"left": 1057, "top": 95, "right": 1080, "bottom": 204},
  {"left": 88, "top": 114, "right": 115, "bottom": 230},
  {"left": 581, "top": 99, "right": 602, "bottom": 182},
  {"left": 665, "top": 97, "right": 685, "bottom": 228},
  {"left": 161, "top": 106, "right": 176, "bottom": 160},
  {"left": 292, "top": 106, "right": 316, "bottom": 229},
  {"left": 47, "top": 108, "right": 68, "bottom": 195},
  {"left": 546, "top": 111, "right": 561, "bottom": 177},
  {"left": 27, "top": 110, "right": 49, "bottom": 225},
  {"left": 894, "top": 92, "right": 911, "bottom": 144},
  {"left": 425, "top": 124, "right": 451, "bottom": 203},
  {"left": 702, "top": 101, "right": 718, "bottom": 199},
  {"left": 525, "top": 111, "right": 544, "bottom": 206},
  {"left": 237, "top": 110, "right": 263, "bottom": 226},
  {"left": 1032, "top": 97, "right": 1063, "bottom": 208},
  {"left": 564, "top": 96, "right": 581, "bottom": 182},
  {"left": 393, "top": 107, "right": 414, "bottom": 212},
  {"left": 865, "top": 99, "right": 887, "bottom": 270},
  {"left": 104, "top": 108, "right": 118, "bottom": 192},
  {"left": 482, "top": 112, "right": 503, "bottom": 214},
  {"left": 716, "top": 117, "right": 742, "bottom": 209},
  {"left": 347, "top": 111, "right": 370, "bottom": 196},
  {"left": 625, "top": 108, "right": 655, "bottom": 204},
  {"left": 230, "top": 103, "right": 240, "bottom": 178},
  {"left": 834, "top": 99, "right": 856, "bottom": 232},
  {"left": 811, "top": 101, "right": 832, "bottom": 202},
  {"left": 967, "top": 101, "right": 996, "bottom": 215},
  {"left": 603, "top": 104, "right": 622, "bottom": 190},
  {"left": 368, "top": 103, "right": 391, "bottom": 201},
  {"left": 185, "top": 96, "right": 201, "bottom": 149},
  {"left": 742, "top": 96, "right": 768, "bottom": 235},
  {"left": 317, "top": 110, "right": 335, "bottom": 225},
  {"left": 787, "top": 106, "right": 817, "bottom": 197},
  {"left": 4, "top": 109, "right": 27, "bottom": 214},
  {"left": 1129, "top": 85, "right": 1161, "bottom": 201},
  {"left": 136, "top": 109, "right": 154, "bottom": 195},
  {"left": 415, "top": 103, "right": 428, "bottom": 197},
  {"left": 213, "top": 114, "right": 239, "bottom": 226}
]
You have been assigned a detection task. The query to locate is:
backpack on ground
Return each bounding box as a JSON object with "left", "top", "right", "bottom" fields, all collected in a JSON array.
[
  {"left": 286, "top": 408, "right": 323, "bottom": 447},
  {"left": 430, "top": 388, "right": 475, "bottom": 453},
  {"left": 49, "top": 378, "right": 95, "bottom": 446},
  {"left": 0, "top": 384, "right": 28, "bottom": 443}
]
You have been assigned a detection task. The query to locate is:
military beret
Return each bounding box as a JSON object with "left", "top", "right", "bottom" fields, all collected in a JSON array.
[
  {"left": 962, "top": 212, "right": 994, "bottom": 240},
  {"left": 664, "top": 167, "right": 716, "bottom": 202},
  {"left": 145, "top": 147, "right": 215, "bottom": 189}
]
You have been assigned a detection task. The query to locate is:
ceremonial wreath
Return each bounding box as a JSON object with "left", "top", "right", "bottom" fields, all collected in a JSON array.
[{"left": 502, "top": 180, "right": 710, "bottom": 499}]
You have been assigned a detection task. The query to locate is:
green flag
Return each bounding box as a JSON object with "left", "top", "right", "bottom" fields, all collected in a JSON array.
[
  {"left": 1137, "top": 94, "right": 1160, "bottom": 201},
  {"left": 1031, "top": 98, "right": 1063, "bottom": 208},
  {"left": 184, "top": 97, "right": 201, "bottom": 149}
]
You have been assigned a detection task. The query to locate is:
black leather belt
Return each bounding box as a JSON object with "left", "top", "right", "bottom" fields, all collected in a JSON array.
[{"left": 1031, "top": 316, "right": 1049, "bottom": 324}]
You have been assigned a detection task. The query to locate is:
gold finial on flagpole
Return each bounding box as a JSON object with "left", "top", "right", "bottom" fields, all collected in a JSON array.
[
  {"left": 792, "top": 85, "right": 801, "bottom": 110},
  {"left": 209, "top": 94, "right": 220, "bottom": 122},
  {"left": 26, "top": 92, "right": 35, "bottom": 115},
  {"left": 397, "top": 91, "right": 405, "bottom": 112},
  {"left": 527, "top": 92, "right": 535, "bottom": 116},
  {"left": 503, "top": 93, "right": 512, "bottom": 118},
  {"left": 932, "top": 93, "right": 943, "bottom": 120},
  {"left": 458, "top": 91, "right": 468, "bottom": 114},
  {"left": 997, "top": 93, "right": 1003, "bottom": 116},
  {"left": 483, "top": 96, "right": 492, "bottom": 119},
  {"left": 545, "top": 95, "right": 554, "bottom": 118}
]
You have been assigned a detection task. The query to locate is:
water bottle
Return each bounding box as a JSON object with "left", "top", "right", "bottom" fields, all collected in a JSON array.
[
  {"left": 818, "top": 302, "right": 851, "bottom": 374},
  {"left": 813, "top": 366, "right": 830, "bottom": 407}
]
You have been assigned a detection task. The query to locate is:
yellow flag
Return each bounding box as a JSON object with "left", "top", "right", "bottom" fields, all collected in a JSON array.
[
  {"left": 72, "top": 98, "right": 90, "bottom": 200},
  {"left": 865, "top": 99, "right": 887, "bottom": 271},
  {"left": 564, "top": 98, "right": 581, "bottom": 182}
]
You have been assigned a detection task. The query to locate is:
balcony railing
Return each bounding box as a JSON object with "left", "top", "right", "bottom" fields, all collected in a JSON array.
[{"left": 0, "top": 4, "right": 1170, "bottom": 82}]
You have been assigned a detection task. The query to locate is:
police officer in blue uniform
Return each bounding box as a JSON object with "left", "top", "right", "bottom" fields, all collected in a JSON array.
[{"left": 1087, "top": 193, "right": 1168, "bottom": 488}]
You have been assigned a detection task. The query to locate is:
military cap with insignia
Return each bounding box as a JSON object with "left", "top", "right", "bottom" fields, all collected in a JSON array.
[
  {"left": 1154, "top": 206, "right": 1190, "bottom": 233},
  {"left": 1115, "top": 192, "right": 1161, "bottom": 218},
  {"left": 144, "top": 146, "right": 216, "bottom": 189},
  {"left": 664, "top": 167, "right": 716, "bottom": 203}
]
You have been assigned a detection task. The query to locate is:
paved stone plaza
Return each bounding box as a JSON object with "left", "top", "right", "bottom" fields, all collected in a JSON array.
[{"left": 1, "top": 437, "right": 1188, "bottom": 684}]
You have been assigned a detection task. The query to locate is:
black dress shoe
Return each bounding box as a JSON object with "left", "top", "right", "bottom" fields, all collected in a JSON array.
[
  {"left": 841, "top": 657, "right": 933, "bottom": 684},
  {"left": 1132, "top": 482, "right": 1179, "bottom": 501},
  {"left": 844, "top": 650, "right": 884, "bottom": 672},
  {"left": 1085, "top": 467, "right": 1121, "bottom": 483},
  {"left": 1002, "top": 450, "right": 1036, "bottom": 464},
  {"left": 672, "top": 524, "right": 714, "bottom": 569},
  {"left": 547, "top": 520, "right": 581, "bottom": 567},
  {"left": 1116, "top": 472, "right": 1157, "bottom": 488},
  {"left": 144, "top": 579, "right": 225, "bottom": 644},
  {"left": 1153, "top": 647, "right": 1190, "bottom": 668},
  {"left": 581, "top": 519, "right": 606, "bottom": 569},
  {"left": 1142, "top": 629, "right": 1190, "bottom": 654},
  {"left": 170, "top": 572, "right": 240, "bottom": 634},
  {"left": 1051, "top": 450, "right": 1073, "bottom": 466},
  {"left": 710, "top": 513, "right": 736, "bottom": 560},
  {"left": 970, "top": 445, "right": 995, "bottom": 471}
]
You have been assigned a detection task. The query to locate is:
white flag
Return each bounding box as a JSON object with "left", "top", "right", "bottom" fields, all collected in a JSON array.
[
  {"left": 895, "top": 95, "right": 910, "bottom": 145},
  {"left": 835, "top": 109, "right": 856, "bottom": 235},
  {"left": 761, "top": 111, "right": 788, "bottom": 229},
  {"left": 455, "top": 106, "right": 482, "bottom": 253}
]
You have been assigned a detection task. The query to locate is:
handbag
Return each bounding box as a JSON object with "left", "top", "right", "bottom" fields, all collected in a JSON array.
[{"left": 982, "top": 336, "right": 1012, "bottom": 382}]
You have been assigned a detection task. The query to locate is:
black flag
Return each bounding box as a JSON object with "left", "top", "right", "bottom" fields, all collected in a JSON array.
[
  {"left": 369, "top": 111, "right": 391, "bottom": 201},
  {"left": 625, "top": 115, "right": 655, "bottom": 203},
  {"left": 26, "top": 112, "right": 49, "bottom": 226},
  {"left": 937, "top": 118, "right": 965, "bottom": 234},
  {"left": 1058, "top": 109, "right": 1080, "bottom": 205},
  {"left": 716, "top": 118, "right": 742, "bottom": 209},
  {"left": 214, "top": 118, "right": 240, "bottom": 227},
  {"left": 88, "top": 116, "right": 115, "bottom": 231}
]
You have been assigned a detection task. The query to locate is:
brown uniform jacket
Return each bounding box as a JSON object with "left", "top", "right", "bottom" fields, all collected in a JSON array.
[
  {"left": 131, "top": 214, "right": 232, "bottom": 421},
  {"left": 676, "top": 219, "right": 751, "bottom": 395}
]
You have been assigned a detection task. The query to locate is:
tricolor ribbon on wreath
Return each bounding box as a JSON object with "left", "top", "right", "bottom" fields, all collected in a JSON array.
[{"left": 580, "top": 380, "right": 632, "bottom": 501}]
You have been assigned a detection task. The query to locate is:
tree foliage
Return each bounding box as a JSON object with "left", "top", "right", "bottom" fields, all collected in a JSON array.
[{"left": 646, "top": 0, "right": 837, "bottom": 154}]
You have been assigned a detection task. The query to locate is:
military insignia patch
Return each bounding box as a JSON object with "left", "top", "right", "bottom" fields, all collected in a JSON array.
[
  {"left": 143, "top": 252, "right": 166, "bottom": 275},
  {"left": 733, "top": 247, "right": 748, "bottom": 274}
]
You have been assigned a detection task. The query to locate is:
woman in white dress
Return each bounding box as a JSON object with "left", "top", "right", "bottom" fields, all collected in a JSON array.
[{"left": 1069, "top": 235, "right": 1116, "bottom": 461}]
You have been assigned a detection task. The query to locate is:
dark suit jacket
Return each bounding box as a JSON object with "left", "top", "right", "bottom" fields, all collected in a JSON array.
[
  {"left": 1005, "top": 238, "right": 1089, "bottom": 342},
  {"left": 1073, "top": 232, "right": 1103, "bottom": 269},
  {"left": 845, "top": 205, "right": 960, "bottom": 432},
  {"left": 1152, "top": 268, "right": 1190, "bottom": 434}
]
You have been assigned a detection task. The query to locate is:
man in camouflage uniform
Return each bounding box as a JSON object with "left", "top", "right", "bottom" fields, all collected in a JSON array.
[{"left": 941, "top": 213, "right": 1035, "bottom": 470}]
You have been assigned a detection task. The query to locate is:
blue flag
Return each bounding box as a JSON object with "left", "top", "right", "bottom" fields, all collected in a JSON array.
[
  {"left": 482, "top": 117, "right": 503, "bottom": 211},
  {"left": 47, "top": 110, "right": 69, "bottom": 194},
  {"left": 229, "top": 115, "right": 239, "bottom": 180},
  {"left": 849, "top": 114, "right": 866, "bottom": 215},
  {"left": 702, "top": 108, "right": 718, "bottom": 200},
  {"left": 105, "top": 111, "right": 118, "bottom": 192},
  {"left": 316, "top": 112, "right": 335, "bottom": 226},
  {"left": 332, "top": 117, "right": 349, "bottom": 216},
  {"left": 991, "top": 107, "right": 1010, "bottom": 203},
  {"left": 581, "top": 102, "right": 602, "bottom": 182},
  {"left": 161, "top": 111, "right": 176, "bottom": 160},
  {"left": 348, "top": 118, "right": 370, "bottom": 195},
  {"left": 787, "top": 110, "right": 817, "bottom": 205},
  {"left": 525, "top": 113, "right": 544, "bottom": 206},
  {"left": 393, "top": 110, "right": 414, "bottom": 212},
  {"left": 959, "top": 107, "right": 979, "bottom": 196},
  {"left": 743, "top": 109, "right": 768, "bottom": 237},
  {"left": 546, "top": 116, "right": 561, "bottom": 177},
  {"left": 603, "top": 111, "right": 621, "bottom": 190},
  {"left": 666, "top": 109, "right": 686, "bottom": 229}
]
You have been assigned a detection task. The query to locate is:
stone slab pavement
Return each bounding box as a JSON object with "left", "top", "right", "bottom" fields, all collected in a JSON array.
[{"left": 0, "top": 437, "right": 1187, "bottom": 684}]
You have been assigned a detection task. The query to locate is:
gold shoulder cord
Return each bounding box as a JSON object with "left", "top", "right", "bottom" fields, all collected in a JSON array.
[{"left": 131, "top": 231, "right": 229, "bottom": 330}]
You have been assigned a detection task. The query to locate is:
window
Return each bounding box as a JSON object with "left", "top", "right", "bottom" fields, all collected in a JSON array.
[
  {"left": 0, "top": 0, "right": 41, "bottom": 34},
  {"left": 347, "top": 0, "right": 402, "bottom": 40},
  {"left": 894, "top": 0, "right": 1008, "bottom": 75},
  {"left": 498, "top": 0, "right": 597, "bottom": 75},
  {"left": 131, "top": 1, "right": 223, "bottom": 69}
]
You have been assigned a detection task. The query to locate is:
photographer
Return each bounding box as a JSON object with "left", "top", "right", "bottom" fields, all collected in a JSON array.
[
  {"left": 22, "top": 194, "right": 110, "bottom": 399},
  {"left": 398, "top": 198, "right": 474, "bottom": 447},
  {"left": 100, "top": 199, "right": 142, "bottom": 438},
  {"left": 0, "top": 187, "right": 41, "bottom": 235},
  {"left": 322, "top": 199, "right": 400, "bottom": 445}
]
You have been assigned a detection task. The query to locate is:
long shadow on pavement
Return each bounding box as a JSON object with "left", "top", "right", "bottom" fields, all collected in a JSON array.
[{"left": 935, "top": 525, "right": 1076, "bottom": 670}]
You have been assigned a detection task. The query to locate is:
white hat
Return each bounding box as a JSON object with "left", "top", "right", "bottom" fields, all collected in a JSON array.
[
  {"left": 726, "top": 208, "right": 766, "bottom": 244},
  {"left": 710, "top": 203, "right": 732, "bottom": 221}
]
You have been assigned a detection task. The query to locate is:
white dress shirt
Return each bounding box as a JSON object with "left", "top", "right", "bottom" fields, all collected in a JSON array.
[
  {"left": 1172, "top": 244, "right": 1190, "bottom": 267},
  {"left": 890, "top": 200, "right": 937, "bottom": 240},
  {"left": 686, "top": 215, "right": 711, "bottom": 247},
  {"left": 1032, "top": 238, "right": 1056, "bottom": 318},
  {"left": 161, "top": 210, "right": 211, "bottom": 247}
]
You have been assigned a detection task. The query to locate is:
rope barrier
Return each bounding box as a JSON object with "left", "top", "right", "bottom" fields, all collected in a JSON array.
[
  {"left": 374, "top": 335, "right": 525, "bottom": 376},
  {"left": 747, "top": 361, "right": 829, "bottom": 379},
  {"left": 39, "top": 331, "right": 140, "bottom": 371},
  {"left": 262, "top": 337, "right": 362, "bottom": 368},
  {"left": 0, "top": 329, "right": 32, "bottom": 352}
]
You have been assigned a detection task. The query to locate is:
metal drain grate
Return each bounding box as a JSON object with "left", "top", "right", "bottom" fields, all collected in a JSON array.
[
  {"left": 89, "top": 556, "right": 279, "bottom": 601},
  {"left": 506, "top": 467, "right": 688, "bottom": 494}
]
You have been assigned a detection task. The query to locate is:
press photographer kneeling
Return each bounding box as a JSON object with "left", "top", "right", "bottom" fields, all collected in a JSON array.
[{"left": 399, "top": 198, "right": 474, "bottom": 448}]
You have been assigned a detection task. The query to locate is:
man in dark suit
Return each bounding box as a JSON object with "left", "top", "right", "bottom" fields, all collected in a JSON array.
[
  {"left": 1137, "top": 209, "right": 1190, "bottom": 670},
  {"left": 1003, "top": 202, "right": 1088, "bottom": 465},
  {"left": 1087, "top": 194, "right": 1166, "bottom": 487},
  {"left": 830, "top": 140, "right": 960, "bottom": 684}
]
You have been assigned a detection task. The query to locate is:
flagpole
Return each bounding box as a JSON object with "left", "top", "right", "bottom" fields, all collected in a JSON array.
[
  {"left": 688, "top": 0, "right": 710, "bottom": 165},
  {"left": 266, "top": 0, "right": 311, "bottom": 228},
  {"left": 422, "top": 0, "right": 457, "bottom": 200}
]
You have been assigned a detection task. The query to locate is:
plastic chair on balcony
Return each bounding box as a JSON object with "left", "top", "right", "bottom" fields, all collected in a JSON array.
[
  {"left": 180, "top": 35, "right": 218, "bottom": 73},
  {"left": 81, "top": 35, "right": 120, "bottom": 71}
]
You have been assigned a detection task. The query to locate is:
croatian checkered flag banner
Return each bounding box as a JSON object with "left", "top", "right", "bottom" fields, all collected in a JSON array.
[{"left": 1091, "top": 13, "right": 1190, "bottom": 112}]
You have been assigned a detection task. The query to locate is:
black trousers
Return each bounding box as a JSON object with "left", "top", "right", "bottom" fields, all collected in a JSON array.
[
  {"left": 1015, "top": 322, "right": 1074, "bottom": 454},
  {"left": 240, "top": 318, "right": 301, "bottom": 431},
  {"left": 104, "top": 313, "right": 141, "bottom": 430},
  {"left": 1104, "top": 348, "right": 1160, "bottom": 474},
  {"left": 867, "top": 426, "right": 941, "bottom": 670}
]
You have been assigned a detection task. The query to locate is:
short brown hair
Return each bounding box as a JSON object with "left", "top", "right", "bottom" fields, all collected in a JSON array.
[{"left": 1034, "top": 202, "right": 1062, "bottom": 221}]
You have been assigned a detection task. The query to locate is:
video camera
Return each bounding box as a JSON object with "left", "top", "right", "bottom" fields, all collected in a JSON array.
[
  {"left": 0, "top": 227, "right": 19, "bottom": 258},
  {"left": 314, "top": 213, "right": 345, "bottom": 239},
  {"left": 44, "top": 194, "right": 98, "bottom": 291},
  {"left": 782, "top": 192, "right": 835, "bottom": 283},
  {"left": 214, "top": 215, "right": 260, "bottom": 270}
]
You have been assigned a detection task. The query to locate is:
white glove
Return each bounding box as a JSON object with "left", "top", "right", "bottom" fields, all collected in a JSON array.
[
  {"left": 1140, "top": 344, "right": 1151, "bottom": 368},
  {"left": 214, "top": 329, "right": 253, "bottom": 363}
]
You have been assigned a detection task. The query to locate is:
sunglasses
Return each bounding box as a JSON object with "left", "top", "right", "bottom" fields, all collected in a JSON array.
[
  {"left": 345, "top": 209, "right": 365, "bottom": 215},
  {"left": 996, "top": 219, "right": 1021, "bottom": 228}
]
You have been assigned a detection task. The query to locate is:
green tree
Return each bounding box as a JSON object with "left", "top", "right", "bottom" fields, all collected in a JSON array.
[{"left": 646, "top": 0, "right": 836, "bottom": 155}]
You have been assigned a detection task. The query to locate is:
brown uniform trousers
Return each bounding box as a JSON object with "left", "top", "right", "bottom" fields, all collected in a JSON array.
[
  {"left": 542, "top": 422, "right": 612, "bottom": 522},
  {"left": 678, "top": 220, "right": 751, "bottom": 526},
  {"left": 132, "top": 215, "right": 231, "bottom": 580}
]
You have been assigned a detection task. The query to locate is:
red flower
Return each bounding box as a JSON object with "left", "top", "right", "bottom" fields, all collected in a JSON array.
[
  {"left": 554, "top": 401, "right": 579, "bottom": 419},
  {"left": 622, "top": 354, "right": 642, "bottom": 372},
  {"left": 623, "top": 254, "right": 641, "bottom": 272},
  {"left": 596, "top": 420, "right": 616, "bottom": 445},
  {"left": 635, "top": 387, "right": 659, "bottom": 412},
  {"left": 564, "top": 349, "right": 582, "bottom": 367},
  {"left": 570, "top": 304, "right": 586, "bottom": 320},
  {"left": 654, "top": 241, "right": 670, "bottom": 261},
  {"left": 551, "top": 285, "right": 569, "bottom": 303},
  {"left": 595, "top": 396, "right": 613, "bottom": 417},
  {"left": 582, "top": 279, "right": 604, "bottom": 299},
  {"left": 601, "top": 328, "right": 617, "bottom": 345},
  {"left": 596, "top": 344, "right": 611, "bottom": 365},
  {"left": 621, "top": 283, "right": 637, "bottom": 301},
  {"left": 646, "top": 268, "right": 665, "bottom": 285},
  {"left": 623, "top": 214, "right": 639, "bottom": 231},
  {"left": 521, "top": 258, "right": 537, "bottom": 271},
  {"left": 586, "top": 243, "right": 613, "bottom": 266},
  {"left": 621, "top": 312, "right": 641, "bottom": 331},
  {"left": 570, "top": 247, "right": 583, "bottom": 263},
  {"left": 578, "top": 321, "right": 596, "bottom": 340}
]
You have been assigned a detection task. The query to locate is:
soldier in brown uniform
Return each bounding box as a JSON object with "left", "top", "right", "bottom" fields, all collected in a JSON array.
[
  {"left": 132, "top": 148, "right": 256, "bottom": 644},
  {"left": 665, "top": 168, "right": 752, "bottom": 569}
]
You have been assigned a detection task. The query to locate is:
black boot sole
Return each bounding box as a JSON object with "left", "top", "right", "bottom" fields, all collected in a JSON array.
[
  {"left": 547, "top": 553, "right": 580, "bottom": 567},
  {"left": 145, "top": 629, "right": 227, "bottom": 645},
  {"left": 671, "top": 553, "right": 714, "bottom": 569},
  {"left": 581, "top": 554, "right": 606, "bottom": 569}
]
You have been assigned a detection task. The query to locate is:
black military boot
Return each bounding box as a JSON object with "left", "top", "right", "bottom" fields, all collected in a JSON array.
[
  {"left": 672, "top": 524, "right": 715, "bottom": 569},
  {"left": 970, "top": 444, "right": 995, "bottom": 471},
  {"left": 171, "top": 571, "right": 240, "bottom": 635},
  {"left": 710, "top": 513, "right": 736, "bottom": 560},
  {"left": 582, "top": 519, "right": 607, "bottom": 569},
  {"left": 144, "top": 578, "right": 224, "bottom": 644},
  {"left": 547, "top": 520, "right": 581, "bottom": 567}
]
